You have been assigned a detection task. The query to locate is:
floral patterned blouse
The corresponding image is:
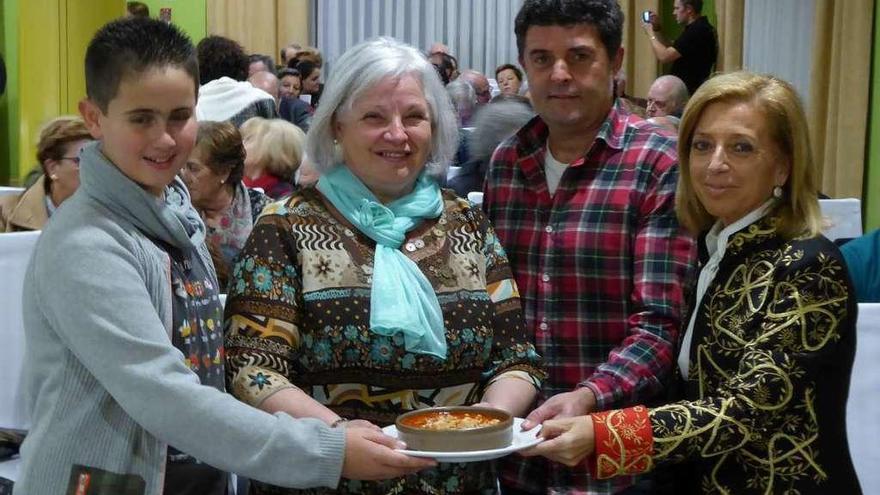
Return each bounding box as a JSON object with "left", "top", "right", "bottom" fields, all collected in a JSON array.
[{"left": 224, "top": 187, "right": 545, "bottom": 495}]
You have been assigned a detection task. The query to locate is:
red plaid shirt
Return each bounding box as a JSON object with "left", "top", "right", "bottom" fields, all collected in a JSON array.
[{"left": 484, "top": 101, "right": 695, "bottom": 494}]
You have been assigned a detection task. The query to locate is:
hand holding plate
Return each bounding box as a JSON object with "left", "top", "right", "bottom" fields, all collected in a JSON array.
[
  {"left": 341, "top": 426, "right": 437, "bottom": 480},
  {"left": 519, "top": 415, "right": 595, "bottom": 467},
  {"left": 522, "top": 387, "right": 597, "bottom": 430}
]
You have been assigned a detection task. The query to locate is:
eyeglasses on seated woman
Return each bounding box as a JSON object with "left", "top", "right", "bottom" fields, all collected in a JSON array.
[
  {"left": 0, "top": 116, "right": 92, "bottom": 232},
  {"left": 224, "top": 37, "right": 546, "bottom": 495},
  {"left": 521, "top": 71, "right": 861, "bottom": 495}
]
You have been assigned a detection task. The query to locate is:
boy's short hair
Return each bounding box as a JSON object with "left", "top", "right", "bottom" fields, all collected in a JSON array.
[
  {"left": 197, "top": 36, "right": 249, "bottom": 84},
  {"left": 85, "top": 17, "right": 198, "bottom": 113},
  {"left": 514, "top": 0, "right": 624, "bottom": 61}
]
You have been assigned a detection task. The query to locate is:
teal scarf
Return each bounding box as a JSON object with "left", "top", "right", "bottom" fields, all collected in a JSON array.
[{"left": 317, "top": 166, "right": 447, "bottom": 359}]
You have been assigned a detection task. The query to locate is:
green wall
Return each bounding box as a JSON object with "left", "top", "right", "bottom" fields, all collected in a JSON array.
[
  {"left": 140, "top": 0, "right": 207, "bottom": 44},
  {"left": 866, "top": 1, "right": 880, "bottom": 232},
  {"left": 1, "top": 0, "right": 20, "bottom": 185}
]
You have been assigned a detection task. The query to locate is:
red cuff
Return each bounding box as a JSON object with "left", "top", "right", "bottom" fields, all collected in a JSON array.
[{"left": 588, "top": 406, "right": 654, "bottom": 480}]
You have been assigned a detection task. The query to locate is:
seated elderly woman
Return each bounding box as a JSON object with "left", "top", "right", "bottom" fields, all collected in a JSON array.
[
  {"left": 239, "top": 116, "right": 304, "bottom": 199},
  {"left": 522, "top": 71, "right": 861, "bottom": 493},
  {"left": 224, "top": 38, "right": 545, "bottom": 494},
  {"left": 181, "top": 121, "right": 272, "bottom": 287},
  {"left": 0, "top": 116, "right": 91, "bottom": 232}
]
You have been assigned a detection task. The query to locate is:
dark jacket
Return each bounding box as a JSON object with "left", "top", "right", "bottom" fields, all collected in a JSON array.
[
  {"left": 279, "top": 96, "right": 312, "bottom": 132},
  {"left": 653, "top": 216, "right": 861, "bottom": 494}
]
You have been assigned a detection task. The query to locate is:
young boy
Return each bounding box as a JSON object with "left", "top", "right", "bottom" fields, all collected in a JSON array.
[{"left": 14, "top": 17, "right": 432, "bottom": 495}]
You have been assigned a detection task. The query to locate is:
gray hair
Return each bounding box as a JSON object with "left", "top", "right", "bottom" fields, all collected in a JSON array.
[
  {"left": 468, "top": 99, "right": 535, "bottom": 163},
  {"left": 446, "top": 79, "right": 476, "bottom": 125},
  {"left": 305, "top": 37, "right": 459, "bottom": 179}
]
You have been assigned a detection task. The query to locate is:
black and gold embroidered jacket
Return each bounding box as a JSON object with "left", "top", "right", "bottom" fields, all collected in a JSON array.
[{"left": 590, "top": 215, "right": 862, "bottom": 494}]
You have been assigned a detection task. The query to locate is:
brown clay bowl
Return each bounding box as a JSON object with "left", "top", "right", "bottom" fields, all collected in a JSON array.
[{"left": 395, "top": 406, "right": 513, "bottom": 452}]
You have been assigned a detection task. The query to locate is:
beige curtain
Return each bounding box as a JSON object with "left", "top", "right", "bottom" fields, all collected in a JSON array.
[
  {"left": 619, "top": 0, "right": 662, "bottom": 98},
  {"left": 207, "top": 0, "right": 310, "bottom": 63},
  {"left": 809, "top": 0, "right": 873, "bottom": 198},
  {"left": 714, "top": 0, "right": 744, "bottom": 72}
]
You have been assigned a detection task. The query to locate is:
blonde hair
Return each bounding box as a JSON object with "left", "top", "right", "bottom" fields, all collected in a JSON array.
[
  {"left": 676, "top": 71, "right": 822, "bottom": 239},
  {"left": 240, "top": 117, "right": 305, "bottom": 179},
  {"left": 36, "top": 115, "right": 91, "bottom": 166}
]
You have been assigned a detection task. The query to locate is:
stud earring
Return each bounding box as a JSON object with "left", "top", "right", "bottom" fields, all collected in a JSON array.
[
  {"left": 773, "top": 185, "right": 783, "bottom": 198},
  {"left": 50, "top": 174, "right": 59, "bottom": 181}
]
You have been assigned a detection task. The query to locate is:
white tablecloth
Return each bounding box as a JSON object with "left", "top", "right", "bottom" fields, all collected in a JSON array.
[
  {"left": 0, "top": 186, "right": 24, "bottom": 197},
  {"left": 847, "top": 303, "right": 880, "bottom": 493},
  {"left": 0, "top": 458, "right": 20, "bottom": 483},
  {"left": 0, "top": 231, "right": 40, "bottom": 431}
]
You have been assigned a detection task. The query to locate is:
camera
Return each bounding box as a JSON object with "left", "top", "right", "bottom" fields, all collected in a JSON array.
[{"left": 642, "top": 11, "right": 652, "bottom": 23}]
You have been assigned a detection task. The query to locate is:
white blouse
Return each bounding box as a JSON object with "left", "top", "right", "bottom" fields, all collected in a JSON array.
[{"left": 677, "top": 199, "right": 778, "bottom": 379}]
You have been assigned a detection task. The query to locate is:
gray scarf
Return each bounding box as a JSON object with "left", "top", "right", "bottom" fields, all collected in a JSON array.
[{"left": 78, "top": 141, "right": 205, "bottom": 251}]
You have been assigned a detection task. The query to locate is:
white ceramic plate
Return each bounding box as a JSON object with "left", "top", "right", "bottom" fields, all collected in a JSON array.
[{"left": 382, "top": 417, "right": 543, "bottom": 463}]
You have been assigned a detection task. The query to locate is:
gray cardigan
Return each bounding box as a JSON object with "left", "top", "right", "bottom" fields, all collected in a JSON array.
[{"left": 14, "top": 143, "right": 345, "bottom": 495}]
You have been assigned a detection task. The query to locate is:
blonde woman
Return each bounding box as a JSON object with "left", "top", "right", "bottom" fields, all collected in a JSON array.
[{"left": 239, "top": 117, "right": 304, "bottom": 199}]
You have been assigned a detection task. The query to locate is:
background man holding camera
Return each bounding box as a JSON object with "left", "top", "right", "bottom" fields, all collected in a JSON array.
[{"left": 642, "top": 0, "right": 717, "bottom": 94}]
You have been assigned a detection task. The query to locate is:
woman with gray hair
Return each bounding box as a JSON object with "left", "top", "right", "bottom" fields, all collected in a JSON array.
[{"left": 225, "top": 37, "right": 545, "bottom": 494}]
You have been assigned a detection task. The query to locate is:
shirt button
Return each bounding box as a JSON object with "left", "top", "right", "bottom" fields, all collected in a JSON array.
[
  {"left": 544, "top": 225, "right": 553, "bottom": 233},
  {"left": 414, "top": 239, "right": 425, "bottom": 249},
  {"left": 541, "top": 273, "right": 550, "bottom": 282},
  {"left": 539, "top": 322, "right": 549, "bottom": 331},
  {"left": 405, "top": 242, "right": 417, "bottom": 252}
]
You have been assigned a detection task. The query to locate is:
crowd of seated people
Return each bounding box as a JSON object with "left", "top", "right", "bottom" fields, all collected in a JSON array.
[{"left": 2, "top": 1, "right": 876, "bottom": 495}]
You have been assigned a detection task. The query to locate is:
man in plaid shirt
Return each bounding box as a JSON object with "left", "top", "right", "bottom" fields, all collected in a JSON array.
[{"left": 483, "top": 1, "right": 695, "bottom": 493}]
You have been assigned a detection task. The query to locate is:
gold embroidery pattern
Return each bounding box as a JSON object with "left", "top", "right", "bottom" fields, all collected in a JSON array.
[
  {"left": 594, "top": 406, "right": 654, "bottom": 478},
  {"left": 650, "top": 226, "right": 848, "bottom": 494}
]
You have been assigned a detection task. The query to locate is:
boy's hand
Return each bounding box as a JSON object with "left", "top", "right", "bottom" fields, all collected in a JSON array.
[{"left": 341, "top": 427, "right": 436, "bottom": 480}]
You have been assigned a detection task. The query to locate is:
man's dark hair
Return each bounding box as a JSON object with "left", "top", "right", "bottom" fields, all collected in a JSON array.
[
  {"left": 84, "top": 17, "right": 198, "bottom": 113},
  {"left": 248, "top": 53, "right": 276, "bottom": 74},
  {"left": 126, "top": 1, "right": 150, "bottom": 18},
  {"left": 681, "top": 0, "right": 704, "bottom": 14},
  {"left": 514, "top": 0, "right": 624, "bottom": 61},
  {"left": 197, "top": 35, "right": 248, "bottom": 84}
]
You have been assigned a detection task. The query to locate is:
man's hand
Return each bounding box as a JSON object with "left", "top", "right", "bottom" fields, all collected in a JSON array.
[
  {"left": 520, "top": 416, "right": 596, "bottom": 467},
  {"left": 341, "top": 427, "right": 436, "bottom": 480},
  {"left": 642, "top": 11, "right": 661, "bottom": 32},
  {"left": 521, "top": 387, "right": 597, "bottom": 430}
]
